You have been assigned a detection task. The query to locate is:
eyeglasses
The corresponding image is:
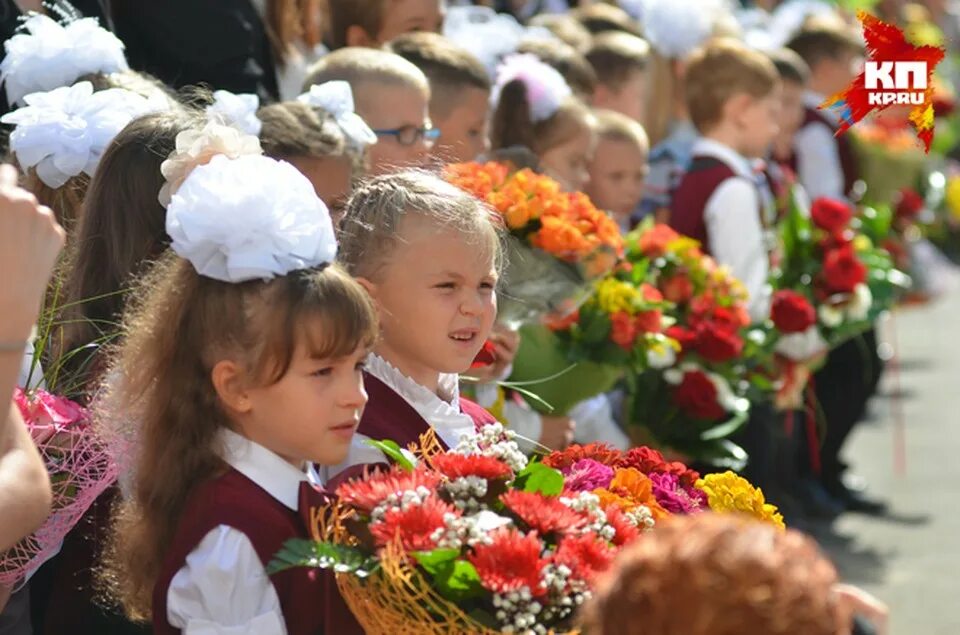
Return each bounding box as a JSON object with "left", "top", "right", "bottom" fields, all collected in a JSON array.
[{"left": 372, "top": 124, "right": 441, "bottom": 147}]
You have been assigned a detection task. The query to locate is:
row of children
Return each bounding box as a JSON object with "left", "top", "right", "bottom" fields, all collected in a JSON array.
[{"left": 0, "top": 1, "right": 891, "bottom": 633}]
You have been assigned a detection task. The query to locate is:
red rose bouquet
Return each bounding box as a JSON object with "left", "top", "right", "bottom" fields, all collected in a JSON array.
[
  {"left": 775, "top": 192, "right": 907, "bottom": 349},
  {"left": 271, "top": 429, "right": 781, "bottom": 634},
  {"left": 445, "top": 162, "right": 623, "bottom": 327},
  {"left": 0, "top": 389, "right": 118, "bottom": 586}
]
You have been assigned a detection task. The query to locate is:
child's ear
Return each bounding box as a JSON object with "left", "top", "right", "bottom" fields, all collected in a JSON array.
[
  {"left": 346, "top": 24, "right": 377, "bottom": 48},
  {"left": 725, "top": 93, "right": 754, "bottom": 128},
  {"left": 211, "top": 360, "right": 252, "bottom": 416}
]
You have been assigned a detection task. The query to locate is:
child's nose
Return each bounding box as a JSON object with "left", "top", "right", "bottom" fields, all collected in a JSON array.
[{"left": 340, "top": 375, "right": 368, "bottom": 409}]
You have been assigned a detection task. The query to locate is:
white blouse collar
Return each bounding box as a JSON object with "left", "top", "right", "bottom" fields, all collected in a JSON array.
[
  {"left": 218, "top": 428, "right": 308, "bottom": 511},
  {"left": 364, "top": 353, "right": 476, "bottom": 448}
]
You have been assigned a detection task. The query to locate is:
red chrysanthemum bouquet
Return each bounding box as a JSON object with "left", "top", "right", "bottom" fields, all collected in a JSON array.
[
  {"left": 775, "top": 193, "right": 907, "bottom": 349},
  {"left": 270, "top": 428, "right": 782, "bottom": 635},
  {"left": 445, "top": 162, "right": 623, "bottom": 328},
  {"left": 617, "top": 223, "right": 766, "bottom": 468},
  {"left": 0, "top": 389, "right": 118, "bottom": 587}
]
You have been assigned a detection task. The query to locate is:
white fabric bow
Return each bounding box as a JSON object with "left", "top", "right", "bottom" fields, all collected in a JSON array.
[
  {"left": 492, "top": 54, "right": 572, "bottom": 123},
  {"left": 1, "top": 81, "right": 160, "bottom": 188},
  {"left": 638, "top": 0, "right": 726, "bottom": 59},
  {"left": 297, "top": 81, "right": 377, "bottom": 150},
  {"left": 1, "top": 13, "right": 128, "bottom": 106},
  {"left": 206, "top": 90, "right": 262, "bottom": 136},
  {"left": 165, "top": 154, "right": 338, "bottom": 283}
]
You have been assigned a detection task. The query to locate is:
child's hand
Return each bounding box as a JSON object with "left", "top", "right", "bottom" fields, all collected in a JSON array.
[
  {"left": 463, "top": 326, "right": 520, "bottom": 385},
  {"left": 832, "top": 583, "right": 888, "bottom": 635},
  {"left": 0, "top": 164, "right": 65, "bottom": 342},
  {"left": 538, "top": 415, "right": 575, "bottom": 450}
]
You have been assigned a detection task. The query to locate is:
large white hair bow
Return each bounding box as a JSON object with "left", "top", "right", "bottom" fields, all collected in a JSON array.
[
  {"left": 166, "top": 154, "right": 338, "bottom": 283},
  {"left": 442, "top": 5, "right": 552, "bottom": 79},
  {"left": 491, "top": 53, "right": 572, "bottom": 123},
  {"left": 1, "top": 13, "right": 128, "bottom": 107},
  {"left": 205, "top": 90, "right": 262, "bottom": 136},
  {"left": 297, "top": 81, "right": 377, "bottom": 150},
  {"left": 1, "top": 81, "right": 160, "bottom": 188},
  {"left": 638, "top": 0, "right": 727, "bottom": 59}
]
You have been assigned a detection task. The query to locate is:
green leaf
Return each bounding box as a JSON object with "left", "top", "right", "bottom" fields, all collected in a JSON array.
[
  {"left": 513, "top": 461, "right": 564, "bottom": 496},
  {"left": 700, "top": 410, "right": 750, "bottom": 442},
  {"left": 267, "top": 539, "right": 380, "bottom": 577},
  {"left": 365, "top": 439, "right": 415, "bottom": 471},
  {"left": 414, "top": 549, "right": 484, "bottom": 602}
]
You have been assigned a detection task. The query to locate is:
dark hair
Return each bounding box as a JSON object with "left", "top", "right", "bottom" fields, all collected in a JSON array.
[
  {"left": 768, "top": 47, "right": 811, "bottom": 85},
  {"left": 517, "top": 38, "right": 598, "bottom": 97},
  {"left": 263, "top": 0, "right": 323, "bottom": 66},
  {"left": 572, "top": 2, "right": 642, "bottom": 37},
  {"left": 490, "top": 79, "right": 593, "bottom": 155},
  {"left": 786, "top": 24, "right": 864, "bottom": 71},
  {"left": 326, "top": 0, "right": 385, "bottom": 50},
  {"left": 586, "top": 32, "right": 650, "bottom": 91},
  {"left": 50, "top": 109, "right": 202, "bottom": 398}
]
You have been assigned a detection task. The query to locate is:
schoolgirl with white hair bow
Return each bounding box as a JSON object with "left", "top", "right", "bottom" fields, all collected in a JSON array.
[{"left": 99, "top": 124, "right": 379, "bottom": 635}]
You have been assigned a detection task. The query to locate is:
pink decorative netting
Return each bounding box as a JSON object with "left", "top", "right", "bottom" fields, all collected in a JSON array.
[{"left": 0, "top": 390, "right": 119, "bottom": 588}]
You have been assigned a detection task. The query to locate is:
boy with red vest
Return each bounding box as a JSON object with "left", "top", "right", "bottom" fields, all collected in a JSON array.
[
  {"left": 787, "top": 22, "right": 864, "bottom": 202},
  {"left": 670, "top": 38, "right": 780, "bottom": 323}
]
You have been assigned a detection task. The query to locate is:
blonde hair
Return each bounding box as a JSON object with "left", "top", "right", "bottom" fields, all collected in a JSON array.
[
  {"left": 527, "top": 13, "right": 593, "bottom": 52},
  {"left": 490, "top": 82, "right": 594, "bottom": 157},
  {"left": 337, "top": 170, "right": 504, "bottom": 281},
  {"left": 517, "top": 38, "right": 598, "bottom": 97},
  {"left": 257, "top": 100, "right": 362, "bottom": 174},
  {"left": 386, "top": 32, "right": 491, "bottom": 119},
  {"left": 684, "top": 38, "right": 779, "bottom": 134},
  {"left": 586, "top": 32, "right": 650, "bottom": 93},
  {"left": 100, "top": 255, "right": 378, "bottom": 620},
  {"left": 643, "top": 50, "right": 681, "bottom": 147},
  {"left": 579, "top": 514, "right": 840, "bottom": 635},
  {"left": 595, "top": 108, "right": 649, "bottom": 156},
  {"left": 302, "top": 47, "right": 430, "bottom": 103}
]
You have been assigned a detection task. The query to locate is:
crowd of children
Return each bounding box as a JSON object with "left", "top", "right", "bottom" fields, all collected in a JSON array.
[{"left": 0, "top": 0, "right": 913, "bottom": 633}]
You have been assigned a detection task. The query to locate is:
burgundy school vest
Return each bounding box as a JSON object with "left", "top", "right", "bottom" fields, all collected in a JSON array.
[
  {"left": 322, "top": 371, "right": 498, "bottom": 635},
  {"left": 800, "top": 106, "right": 860, "bottom": 198},
  {"left": 153, "top": 469, "right": 326, "bottom": 635},
  {"left": 668, "top": 156, "right": 739, "bottom": 255}
]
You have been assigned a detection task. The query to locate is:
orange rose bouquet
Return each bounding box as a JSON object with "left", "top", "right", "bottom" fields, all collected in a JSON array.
[{"left": 445, "top": 162, "right": 623, "bottom": 327}]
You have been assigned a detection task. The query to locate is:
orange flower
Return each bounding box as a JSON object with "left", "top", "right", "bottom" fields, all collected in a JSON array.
[
  {"left": 595, "top": 468, "right": 669, "bottom": 520},
  {"left": 637, "top": 223, "right": 680, "bottom": 258},
  {"left": 634, "top": 309, "right": 662, "bottom": 334},
  {"left": 610, "top": 311, "right": 637, "bottom": 350}
]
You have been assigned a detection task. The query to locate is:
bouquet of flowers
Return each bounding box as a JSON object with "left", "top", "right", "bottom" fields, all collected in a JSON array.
[
  {"left": 271, "top": 427, "right": 782, "bottom": 635},
  {"left": 0, "top": 388, "right": 118, "bottom": 587},
  {"left": 776, "top": 192, "right": 908, "bottom": 348},
  {"left": 506, "top": 271, "right": 675, "bottom": 415},
  {"left": 445, "top": 162, "right": 623, "bottom": 327},
  {"left": 850, "top": 114, "right": 927, "bottom": 207},
  {"left": 618, "top": 223, "right": 763, "bottom": 467}
]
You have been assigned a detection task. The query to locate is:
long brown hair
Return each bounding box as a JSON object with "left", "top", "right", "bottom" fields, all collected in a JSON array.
[
  {"left": 99, "top": 255, "right": 378, "bottom": 620},
  {"left": 264, "top": 0, "right": 323, "bottom": 66},
  {"left": 49, "top": 109, "right": 201, "bottom": 399}
]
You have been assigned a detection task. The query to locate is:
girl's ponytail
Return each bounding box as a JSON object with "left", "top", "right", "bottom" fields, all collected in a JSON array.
[{"left": 490, "top": 78, "right": 536, "bottom": 153}]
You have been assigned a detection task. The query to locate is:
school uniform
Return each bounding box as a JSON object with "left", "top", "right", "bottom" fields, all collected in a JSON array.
[
  {"left": 793, "top": 93, "right": 884, "bottom": 504},
  {"left": 154, "top": 430, "right": 329, "bottom": 635}
]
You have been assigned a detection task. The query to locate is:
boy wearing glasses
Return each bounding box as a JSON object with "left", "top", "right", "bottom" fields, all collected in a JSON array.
[{"left": 304, "top": 47, "right": 436, "bottom": 175}]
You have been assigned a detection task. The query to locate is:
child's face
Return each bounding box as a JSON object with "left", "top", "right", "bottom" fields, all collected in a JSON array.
[
  {"left": 286, "top": 154, "right": 354, "bottom": 223},
  {"left": 229, "top": 341, "right": 369, "bottom": 466},
  {"left": 377, "top": 0, "right": 445, "bottom": 44},
  {"left": 540, "top": 126, "right": 596, "bottom": 192},
  {"left": 432, "top": 87, "right": 491, "bottom": 164},
  {"left": 358, "top": 83, "right": 433, "bottom": 175},
  {"left": 736, "top": 89, "right": 781, "bottom": 159},
  {"left": 364, "top": 217, "right": 497, "bottom": 389},
  {"left": 593, "top": 70, "right": 647, "bottom": 123},
  {"left": 585, "top": 137, "right": 647, "bottom": 221}
]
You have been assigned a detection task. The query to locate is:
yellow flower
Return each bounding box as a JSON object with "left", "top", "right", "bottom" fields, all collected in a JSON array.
[
  {"left": 852, "top": 234, "right": 873, "bottom": 252},
  {"left": 595, "top": 277, "right": 640, "bottom": 315},
  {"left": 947, "top": 177, "right": 960, "bottom": 222},
  {"left": 696, "top": 471, "right": 785, "bottom": 529}
]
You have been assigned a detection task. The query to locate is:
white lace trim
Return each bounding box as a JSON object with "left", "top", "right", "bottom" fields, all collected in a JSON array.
[{"left": 364, "top": 353, "right": 476, "bottom": 449}]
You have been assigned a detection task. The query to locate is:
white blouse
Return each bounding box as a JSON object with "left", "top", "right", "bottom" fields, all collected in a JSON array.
[
  {"left": 165, "top": 429, "right": 312, "bottom": 635},
  {"left": 319, "top": 354, "right": 478, "bottom": 481}
]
